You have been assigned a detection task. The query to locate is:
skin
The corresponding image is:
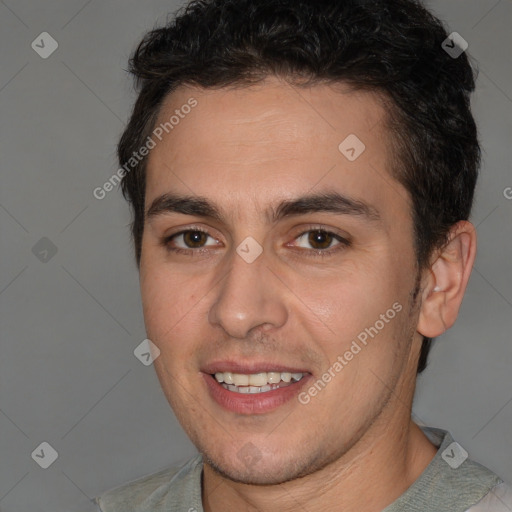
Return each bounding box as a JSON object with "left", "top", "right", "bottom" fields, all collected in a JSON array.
[{"left": 139, "top": 76, "right": 477, "bottom": 511}]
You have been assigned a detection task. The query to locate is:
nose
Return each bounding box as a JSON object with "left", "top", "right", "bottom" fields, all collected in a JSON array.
[{"left": 208, "top": 244, "right": 288, "bottom": 339}]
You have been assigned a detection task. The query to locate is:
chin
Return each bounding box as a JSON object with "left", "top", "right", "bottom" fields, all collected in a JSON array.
[
  {"left": 206, "top": 457, "right": 294, "bottom": 485},
  {"left": 203, "top": 448, "right": 323, "bottom": 486}
]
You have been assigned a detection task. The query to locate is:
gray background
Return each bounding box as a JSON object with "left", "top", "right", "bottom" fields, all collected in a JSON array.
[{"left": 0, "top": 1, "right": 510, "bottom": 511}]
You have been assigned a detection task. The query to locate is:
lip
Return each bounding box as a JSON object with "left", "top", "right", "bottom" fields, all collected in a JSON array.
[
  {"left": 202, "top": 371, "right": 313, "bottom": 415},
  {"left": 201, "top": 359, "right": 310, "bottom": 375}
]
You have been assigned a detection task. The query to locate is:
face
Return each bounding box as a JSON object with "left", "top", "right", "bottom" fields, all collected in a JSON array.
[{"left": 139, "top": 77, "right": 424, "bottom": 485}]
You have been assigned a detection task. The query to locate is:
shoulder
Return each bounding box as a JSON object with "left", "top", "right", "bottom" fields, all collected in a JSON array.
[
  {"left": 383, "top": 426, "right": 510, "bottom": 512},
  {"left": 94, "top": 454, "right": 203, "bottom": 512},
  {"left": 465, "top": 482, "right": 512, "bottom": 511}
]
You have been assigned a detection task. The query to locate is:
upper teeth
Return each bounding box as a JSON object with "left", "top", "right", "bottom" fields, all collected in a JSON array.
[{"left": 214, "top": 371, "right": 304, "bottom": 387}]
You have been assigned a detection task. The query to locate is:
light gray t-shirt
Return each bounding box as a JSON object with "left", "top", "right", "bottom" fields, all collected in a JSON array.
[{"left": 92, "top": 427, "right": 512, "bottom": 511}]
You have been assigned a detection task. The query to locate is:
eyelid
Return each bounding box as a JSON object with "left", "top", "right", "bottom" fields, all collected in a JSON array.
[
  {"left": 290, "top": 224, "right": 351, "bottom": 242},
  {"left": 286, "top": 225, "right": 351, "bottom": 256},
  {"left": 162, "top": 225, "right": 221, "bottom": 250}
]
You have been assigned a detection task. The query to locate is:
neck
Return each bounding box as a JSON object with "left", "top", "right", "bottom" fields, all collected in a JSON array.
[{"left": 202, "top": 416, "right": 437, "bottom": 512}]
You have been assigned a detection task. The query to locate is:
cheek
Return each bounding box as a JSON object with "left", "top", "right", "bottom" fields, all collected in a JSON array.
[
  {"left": 296, "top": 263, "right": 414, "bottom": 404},
  {"left": 140, "top": 264, "right": 201, "bottom": 350},
  {"left": 296, "top": 258, "right": 401, "bottom": 341}
]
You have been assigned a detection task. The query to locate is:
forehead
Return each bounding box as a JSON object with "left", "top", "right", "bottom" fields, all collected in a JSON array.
[{"left": 145, "top": 77, "right": 409, "bottom": 224}]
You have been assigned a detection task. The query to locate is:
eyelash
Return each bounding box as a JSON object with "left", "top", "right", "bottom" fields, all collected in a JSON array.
[{"left": 161, "top": 225, "right": 351, "bottom": 259}]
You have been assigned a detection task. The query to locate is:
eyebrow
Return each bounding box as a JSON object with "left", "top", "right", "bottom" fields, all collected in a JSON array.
[{"left": 146, "top": 190, "right": 381, "bottom": 225}]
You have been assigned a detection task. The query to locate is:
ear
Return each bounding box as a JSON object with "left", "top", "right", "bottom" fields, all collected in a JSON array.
[{"left": 417, "top": 221, "right": 477, "bottom": 338}]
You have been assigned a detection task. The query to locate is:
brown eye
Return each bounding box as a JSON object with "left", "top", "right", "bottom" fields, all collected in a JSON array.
[
  {"left": 163, "top": 229, "right": 218, "bottom": 253},
  {"left": 295, "top": 230, "right": 344, "bottom": 251},
  {"left": 181, "top": 230, "right": 209, "bottom": 248},
  {"left": 306, "top": 230, "right": 335, "bottom": 250},
  {"left": 289, "top": 228, "right": 351, "bottom": 259}
]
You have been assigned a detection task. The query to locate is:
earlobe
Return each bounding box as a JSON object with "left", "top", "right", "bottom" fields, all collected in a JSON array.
[{"left": 417, "top": 221, "right": 477, "bottom": 338}]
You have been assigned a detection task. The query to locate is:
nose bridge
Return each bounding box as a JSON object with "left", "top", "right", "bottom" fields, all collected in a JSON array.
[{"left": 208, "top": 243, "right": 287, "bottom": 339}]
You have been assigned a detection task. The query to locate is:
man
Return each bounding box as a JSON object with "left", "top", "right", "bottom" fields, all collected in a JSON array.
[{"left": 94, "top": 0, "right": 512, "bottom": 510}]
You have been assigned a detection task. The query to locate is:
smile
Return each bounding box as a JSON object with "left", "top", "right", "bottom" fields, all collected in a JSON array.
[
  {"left": 214, "top": 371, "right": 305, "bottom": 394},
  {"left": 203, "top": 370, "right": 312, "bottom": 414}
]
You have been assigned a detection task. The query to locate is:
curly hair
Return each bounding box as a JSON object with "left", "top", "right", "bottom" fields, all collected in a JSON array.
[{"left": 118, "top": 0, "right": 480, "bottom": 374}]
